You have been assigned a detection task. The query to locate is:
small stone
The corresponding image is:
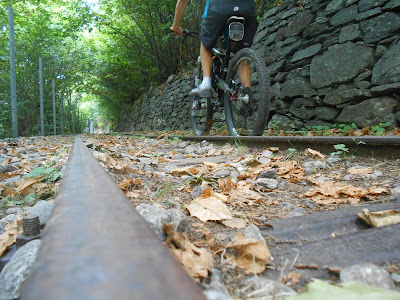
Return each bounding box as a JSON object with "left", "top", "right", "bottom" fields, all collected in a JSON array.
[
  {"left": 277, "top": 202, "right": 295, "bottom": 209},
  {"left": 241, "top": 224, "right": 266, "bottom": 243},
  {"left": 300, "top": 198, "right": 317, "bottom": 208},
  {"left": 327, "top": 156, "right": 341, "bottom": 164},
  {"left": 0, "top": 165, "right": 19, "bottom": 174},
  {"left": 315, "top": 176, "right": 332, "bottom": 181},
  {"left": 340, "top": 263, "right": 397, "bottom": 291},
  {"left": 286, "top": 207, "right": 307, "bottom": 218},
  {"left": 5, "top": 207, "right": 31, "bottom": 215},
  {"left": 172, "top": 154, "right": 185, "bottom": 160},
  {"left": 343, "top": 174, "right": 356, "bottom": 181},
  {"left": 206, "top": 269, "right": 231, "bottom": 296},
  {"left": 191, "top": 185, "right": 207, "bottom": 199},
  {"left": 391, "top": 273, "right": 400, "bottom": 284},
  {"left": 258, "top": 169, "right": 278, "bottom": 179},
  {"left": 0, "top": 240, "right": 41, "bottom": 300},
  {"left": 259, "top": 157, "right": 272, "bottom": 165},
  {"left": 203, "top": 290, "right": 233, "bottom": 300},
  {"left": 167, "top": 208, "right": 190, "bottom": 234},
  {"left": 163, "top": 164, "right": 178, "bottom": 173},
  {"left": 184, "top": 144, "right": 197, "bottom": 154},
  {"left": 303, "top": 160, "right": 328, "bottom": 175},
  {"left": 30, "top": 201, "right": 53, "bottom": 226},
  {"left": 255, "top": 178, "right": 279, "bottom": 190},
  {"left": 177, "top": 142, "right": 188, "bottom": 148},
  {"left": 213, "top": 170, "right": 231, "bottom": 179},
  {"left": 261, "top": 150, "right": 274, "bottom": 157},
  {"left": 0, "top": 215, "right": 16, "bottom": 234},
  {"left": 239, "top": 278, "right": 297, "bottom": 299}
]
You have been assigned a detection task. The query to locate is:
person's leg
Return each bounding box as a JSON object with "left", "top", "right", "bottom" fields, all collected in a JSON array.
[
  {"left": 238, "top": 60, "right": 251, "bottom": 88},
  {"left": 200, "top": 42, "right": 212, "bottom": 79},
  {"left": 189, "top": 42, "right": 213, "bottom": 97}
]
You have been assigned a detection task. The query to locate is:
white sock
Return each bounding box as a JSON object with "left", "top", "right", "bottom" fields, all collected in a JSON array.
[{"left": 200, "top": 77, "right": 211, "bottom": 88}]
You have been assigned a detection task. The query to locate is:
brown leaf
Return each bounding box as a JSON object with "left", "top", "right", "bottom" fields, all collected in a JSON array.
[
  {"left": 0, "top": 216, "right": 23, "bottom": 257},
  {"left": 303, "top": 181, "right": 390, "bottom": 204},
  {"left": 173, "top": 167, "right": 201, "bottom": 176},
  {"left": 164, "top": 223, "right": 213, "bottom": 280},
  {"left": 357, "top": 208, "right": 400, "bottom": 228},
  {"left": 118, "top": 178, "right": 142, "bottom": 190},
  {"left": 227, "top": 232, "right": 270, "bottom": 261},
  {"left": 226, "top": 231, "right": 271, "bottom": 274},
  {"left": 218, "top": 177, "right": 237, "bottom": 193},
  {"left": 221, "top": 218, "right": 248, "bottom": 229},
  {"left": 305, "top": 148, "right": 326, "bottom": 159},
  {"left": 284, "top": 272, "right": 303, "bottom": 285},
  {"left": 229, "top": 181, "right": 263, "bottom": 202},
  {"left": 16, "top": 178, "right": 40, "bottom": 195},
  {"left": 348, "top": 168, "right": 373, "bottom": 175},
  {"left": 186, "top": 194, "right": 232, "bottom": 222},
  {"left": 125, "top": 191, "right": 140, "bottom": 198}
]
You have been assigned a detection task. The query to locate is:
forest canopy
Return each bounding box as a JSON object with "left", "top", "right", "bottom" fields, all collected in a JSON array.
[{"left": 0, "top": 0, "right": 277, "bottom": 137}]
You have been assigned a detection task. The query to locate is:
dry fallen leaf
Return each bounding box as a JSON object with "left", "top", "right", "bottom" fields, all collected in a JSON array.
[
  {"left": 303, "top": 181, "right": 390, "bottom": 204},
  {"left": 186, "top": 190, "right": 233, "bottom": 222},
  {"left": 219, "top": 177, "right": 237, "bottom": 193},
  {"left": 348, "top": 168, "right": 374, "bottom": 175},
  {"left": 125, "top": 191, "right": 140, "bottom": 198},
  {"left": 357, "top": 208, "right": 400, "bottom": 228},
  {"left": 16, "top": 177, "right": 40, "bottom": 196},
  {"left": 118, "top": 177, "right": 142, "bottom": 190},
  {"left": 229, "top": 181, "right": 263, "bottom": 203},
  {"left": 284, "top": 271, "right": 303, "bottom": 285},
  {"left": 221, "top": 218, "right": 248, "bottom": 229},
  {"left": 305, "top": 148, "right": 326, "bottom": 159},
  {"left": 173, "top": 167, "right": 201, "bottom": 176},
  {"left": 226, "top": 231, "right": 271, "bottom": 274},
  {"left": 0, "top": 216, "right": 23, "bottom": 257},
  {"left": 163, "top": 223, "right": 213, "bottom": 281}
]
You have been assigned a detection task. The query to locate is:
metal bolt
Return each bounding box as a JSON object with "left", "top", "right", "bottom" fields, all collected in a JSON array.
[{"left": 23, "top": 214, "right": 40, "bottom": 236}]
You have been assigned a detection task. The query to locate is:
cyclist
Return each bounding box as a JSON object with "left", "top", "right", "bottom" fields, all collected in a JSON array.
[{"left": 170, "top": 0, "right": 258, "bottom": 98}]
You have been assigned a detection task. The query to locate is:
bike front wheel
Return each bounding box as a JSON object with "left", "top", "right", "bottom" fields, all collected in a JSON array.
[
  {"left": 224, "top": 48, "right": 270, "bottom": 136},
  {"left": 189, "top": 95, "right": 214, "bottom": 136}
]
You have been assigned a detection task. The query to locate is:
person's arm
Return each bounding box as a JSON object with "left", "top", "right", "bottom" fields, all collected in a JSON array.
[{"left": 170, "top": 0, "right": 190, "bottom": 36}]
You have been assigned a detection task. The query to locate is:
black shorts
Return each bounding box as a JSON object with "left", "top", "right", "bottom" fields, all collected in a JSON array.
[{"left": 200, "top": 0, "right": 258, "bottom": 51}]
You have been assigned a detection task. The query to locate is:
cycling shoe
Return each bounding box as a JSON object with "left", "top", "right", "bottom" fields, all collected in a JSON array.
[{"left": 189, "top": 85, "right": 212, "bottom": 98}]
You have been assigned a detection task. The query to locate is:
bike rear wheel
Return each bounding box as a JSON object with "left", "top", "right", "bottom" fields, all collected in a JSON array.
[{"left": 224, "top": 48, "right": 270, "bottom": 136}]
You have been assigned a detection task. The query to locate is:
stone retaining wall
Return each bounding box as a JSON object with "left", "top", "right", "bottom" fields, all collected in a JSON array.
[{"left": 119, "top": 0, "right": 400, "bottom": 132}]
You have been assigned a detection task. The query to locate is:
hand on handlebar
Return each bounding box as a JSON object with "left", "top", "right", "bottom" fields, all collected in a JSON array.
[{"left": 170, "top": 26, "right": 183, "bottom": 36}]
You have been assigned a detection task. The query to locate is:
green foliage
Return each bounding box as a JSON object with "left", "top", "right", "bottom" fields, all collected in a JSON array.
[
  {"left": 287, "top": 280, "right": 400, "bottom": 300},
  {"left": 331, "top": 144, "right": 349, "bottom": 157},
  {"left": 371, "top": 122, "right": 392, "bottom": 136},
  {"left": 333, "top": 123, "right": 358, "bottom": 135},
  {"left": 24, "top": 164, "right": 62, "bottom": 183}
]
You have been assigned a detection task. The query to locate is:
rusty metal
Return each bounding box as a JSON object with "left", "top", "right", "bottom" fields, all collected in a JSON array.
[
  {"left": 21, "top": 136, "right": 206, "bottom": 300},
  {"left": 178, "top": 135, "right": 400, "bottom": 146},
  {"left": 262, "top": 200, "right": 400, "bottom": 243},
  {"left": 263, "top": 199, "right": 400, "bottom": 272}
]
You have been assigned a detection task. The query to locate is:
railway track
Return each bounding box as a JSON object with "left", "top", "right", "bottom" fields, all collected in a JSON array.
[
  {"left": 133, "top": 134, "right": 400, "bottom": 159},
  {"left": 9, "top": 134, "right": 400, "bottom": 298},
  {"left": 20, "top": 136, "right": 206, "bottom": 300}
]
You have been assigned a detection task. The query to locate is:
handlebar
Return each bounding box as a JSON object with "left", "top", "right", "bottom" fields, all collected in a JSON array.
[{"left": 170, "top": 29, "right": 199, "bottom": 37}]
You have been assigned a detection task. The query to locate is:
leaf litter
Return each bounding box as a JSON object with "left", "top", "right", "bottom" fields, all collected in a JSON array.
[
  {"left": 62, "top": 134, "right": 400, "bottom": 298},
  {"left": 0, "top": 136, "right": 73, "bottom": 254}
]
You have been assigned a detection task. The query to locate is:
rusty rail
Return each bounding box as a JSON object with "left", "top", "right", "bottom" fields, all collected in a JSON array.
[{"left": 21, "top": 136, "right": 206, "bottom": 300}]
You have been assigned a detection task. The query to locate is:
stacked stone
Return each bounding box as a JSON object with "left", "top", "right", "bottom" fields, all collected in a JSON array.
[
  {"left": 254, "top": 0, "right": 400, "bottom": 130},
  {"left": 119, "top": 0, "right": 400, "bottom": 132}
]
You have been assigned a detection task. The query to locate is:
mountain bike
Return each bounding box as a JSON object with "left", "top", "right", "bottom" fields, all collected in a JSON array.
[{"left": 185, "top": 18, "right": 270, "bottom": 136}]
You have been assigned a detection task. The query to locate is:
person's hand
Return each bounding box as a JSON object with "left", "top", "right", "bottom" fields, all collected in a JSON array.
[{"left": 170, "top": 25, "right": 183, "bottom": 36}]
